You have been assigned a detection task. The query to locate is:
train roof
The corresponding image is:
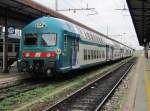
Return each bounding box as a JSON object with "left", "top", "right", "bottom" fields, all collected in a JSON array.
[
  {"left": 23, "top": 16, "right": 134, "bottom": 50},
  {"left": 58, "top": 17, "right": 134, "bottom": 50},
  {"left": 23, "top": 17, "right": 79, "bottom": 34}
]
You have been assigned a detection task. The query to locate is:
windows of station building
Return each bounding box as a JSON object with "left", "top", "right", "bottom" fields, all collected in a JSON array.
[
  {"left": 0, "top": 43, "right": 19, "bottom": 53},
  {"left": 15, "top": 44, "right": 19, "bottom": 52},
  {"left": 8, "top": 44, "right": 13, "bottom": 52}
]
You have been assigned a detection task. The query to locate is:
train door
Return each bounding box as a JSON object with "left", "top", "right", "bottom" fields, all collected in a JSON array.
[
  {"left": 106, "top": 45, "right": 110, "bottom": 61},
  {"left": 63, "top": 35, "right": 72, "bottom": 68},
  {"left": 111, "top": 47, "right": 114, "bottom": 60},
  {"left": 63, "top": 35, "right": 79, "bottom": 69},
  {"left": 106, "top": 45, "right": 113, "bottom": 61},
  {"left": 71, "top": 37, "right": 79, "bottom": 69}
]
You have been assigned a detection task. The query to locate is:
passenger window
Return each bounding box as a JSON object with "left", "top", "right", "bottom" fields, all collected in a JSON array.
[
  {"left": 97, "top": 50, "right": 99, "bottom": 59},
  {"left": 88, "top": 50, "right": 90, "bottom": 60},
  {"left": 100, "top": 51, "right": 101, "bottom": 58},
  {"left": 102, "top": 51, "right": 105, "bottom": 58},
  {"left": 84, "top": 49, "right": 87, "bottom": 60},
  {"left": 91, "top": 50, "right": 94, "bottom": 59},
  {"left": 0, "top": 44, "right": 3, "bottom": 52},
  {"left": 94, "top": 50, "right": 96, "bottom": 59},
  {"left": 0, "top": 61, "right": 2, "bottom": 67}
]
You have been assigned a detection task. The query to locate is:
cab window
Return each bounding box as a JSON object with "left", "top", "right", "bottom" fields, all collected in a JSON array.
[
  {"left": 42, "top": 33, "right": 57, "bottom": 46},
  {"left": 24, "top": 33, "right": 37, "bottom": 45}
]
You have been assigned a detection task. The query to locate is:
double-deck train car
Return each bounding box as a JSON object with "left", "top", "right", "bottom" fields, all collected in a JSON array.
[{"left": 18, "top": 16, "right": 134, "bottom": 77}]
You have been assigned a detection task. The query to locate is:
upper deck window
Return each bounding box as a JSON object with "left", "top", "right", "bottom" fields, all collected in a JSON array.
[
  {"left": 42, "top": 33, "right": 57, "bottom": 46},
  {"left": 24, "top": 34, "right": 37, "bottom": 46}
]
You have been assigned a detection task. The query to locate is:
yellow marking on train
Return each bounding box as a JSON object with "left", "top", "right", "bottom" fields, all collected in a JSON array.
[
  {"left": 144, "top": 60, "right": 150, "bottom": 111},
  {"left": 56, "top": 48, "right": 61, "bottom": 55}
]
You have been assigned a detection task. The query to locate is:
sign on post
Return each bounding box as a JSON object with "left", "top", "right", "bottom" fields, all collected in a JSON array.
[{"left": 8, "top": 26, "right": 15, "bottom": 34}]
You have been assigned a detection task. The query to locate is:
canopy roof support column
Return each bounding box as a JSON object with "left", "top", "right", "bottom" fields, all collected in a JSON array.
[
  {"left": 3, "top": 8, "right": 9, "bottom": 73},
  {"left": 144, "top": 42, "right": 149, "bottom": 59}
]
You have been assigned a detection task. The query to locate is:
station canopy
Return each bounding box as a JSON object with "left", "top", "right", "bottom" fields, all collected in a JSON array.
[
  {"left": 0, "top": 0, "right": 64, "bottom": 28},
  {"left": 0, "top": 0, "right": 96, "bottom": 30},
  {"left": 127, "top": 0, "right": 150, "bottom": 46}
]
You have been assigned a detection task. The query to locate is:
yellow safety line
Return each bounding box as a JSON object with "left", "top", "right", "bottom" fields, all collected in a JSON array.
[{"left": 144, "top": 60, "right": 150, "bottom": 111}]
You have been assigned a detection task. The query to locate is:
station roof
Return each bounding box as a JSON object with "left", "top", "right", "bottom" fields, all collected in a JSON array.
[
  {"left": 126, "top": 0, "right": 150, "bottom": 46},
  {"left": 0, "top": 0, "right": 95, "bottom": 31}
]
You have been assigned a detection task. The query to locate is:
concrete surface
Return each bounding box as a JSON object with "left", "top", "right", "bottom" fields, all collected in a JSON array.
[{"left": 122, "top": 54, "right": 150, "bottom": 111}]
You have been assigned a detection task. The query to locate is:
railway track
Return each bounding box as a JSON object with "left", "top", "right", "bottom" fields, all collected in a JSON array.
[
  {"left": 0, "top": 74, "right": 31, "bottom": 90},
  {"left": 45, "top": 58, "right": 136, "bottom": 111},
  {"left": 0, "top": 79, "right": 49, "bottom": 101}
]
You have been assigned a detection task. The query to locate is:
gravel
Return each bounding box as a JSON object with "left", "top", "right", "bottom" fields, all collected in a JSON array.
[{"left": 100, "top": 69, "right": 131, "bottom": 111}]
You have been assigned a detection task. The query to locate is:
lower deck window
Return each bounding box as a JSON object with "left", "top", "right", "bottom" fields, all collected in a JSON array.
[
  {"left": 96, "top": 50, "right": 99, "bottom": 58},
  {"left": 88, "top": 50, "right": 90, "bottom": 60},
  {"left": 0, "top": 61, "right": 2, "bottom": 67},
  {"left": 102, "top": 51, "right": 105, "bottom": 58},
  {"left": 84, "top": 49, "right": 87, "bottom": 60},
  {"left": 91, "top": 50, "right": 93, "bottom": 59},
  {"left": 0, "top": 44, "right": 3, "bottom": 52}
]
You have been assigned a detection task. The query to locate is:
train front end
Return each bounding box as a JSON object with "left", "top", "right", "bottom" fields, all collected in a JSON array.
[{"left": 18, "top": 17, "right": 62, "bottom": 77}]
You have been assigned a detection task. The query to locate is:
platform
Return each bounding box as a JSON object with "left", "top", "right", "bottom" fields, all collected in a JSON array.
[
  {"left": 122, "top": 54, "right": 150, "bottom": 111},
  {"left": 0, "top": 67, "right": 30, "bottom": 86}
]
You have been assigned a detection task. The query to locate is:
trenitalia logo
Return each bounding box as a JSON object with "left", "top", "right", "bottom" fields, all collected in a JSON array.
[
  {"left": 35, "top": 22, "right": 46, "bottom": 29},
  {"left": 22, "top": 52, "right": 57, "bottom": 58}
]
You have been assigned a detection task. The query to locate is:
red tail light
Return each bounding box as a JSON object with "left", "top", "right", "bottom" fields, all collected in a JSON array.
[
  {"left": 40, "top": 52, "right": 57, "bottom": 58},
  {"left": 22, "top": 52, "right": 35, "bottom": 58},
  {"left": 22, "top": 52, "right": 57, "bottom": 58}
]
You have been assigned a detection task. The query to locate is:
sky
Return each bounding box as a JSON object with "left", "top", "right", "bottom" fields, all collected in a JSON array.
[{"left": 32, "top": 0, "right": 143, "bottom": 50}]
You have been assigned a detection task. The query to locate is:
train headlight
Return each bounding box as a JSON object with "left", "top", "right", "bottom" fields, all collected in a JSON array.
[
  {"left": 47, "top": 53, "right": 51, "bottom": 57},
  {"left": 25, "top": 53, "right": 30, "bottom": 57}
]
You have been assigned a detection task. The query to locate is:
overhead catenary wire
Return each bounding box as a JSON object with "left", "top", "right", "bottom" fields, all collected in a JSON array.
[{"left": 54, "top": 0, "right": 105, "bottom": 34}]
